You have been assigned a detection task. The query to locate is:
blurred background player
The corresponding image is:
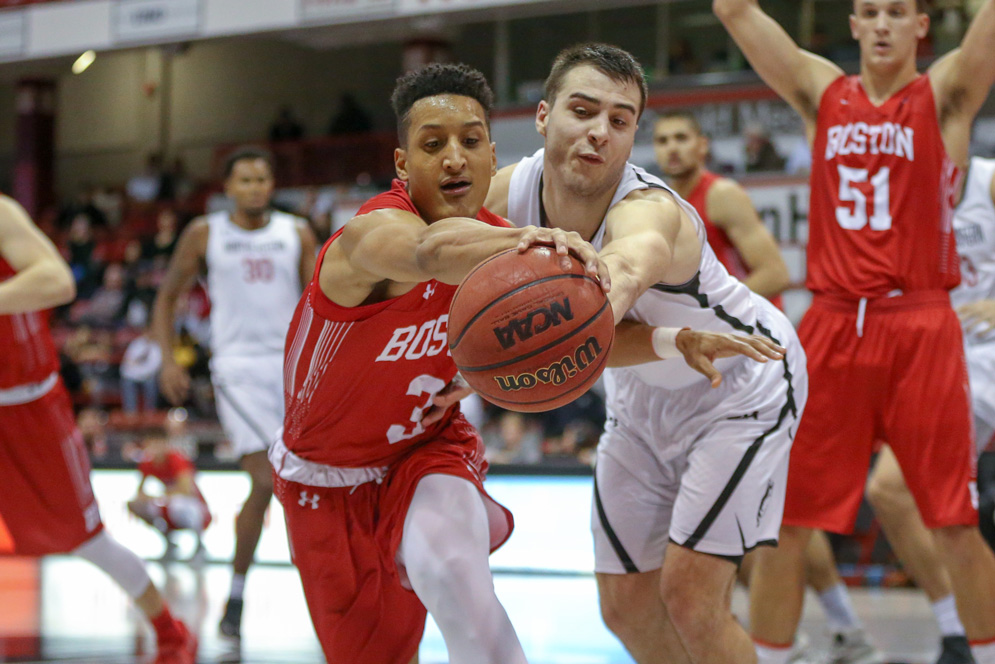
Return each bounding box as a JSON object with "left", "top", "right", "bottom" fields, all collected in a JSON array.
[
  {"left": 0, "top": 193, "right": 196, "bottom": 664},
  {"left": 653, "top": 109, "right": 790, "bottom": 305},
  {"left": 151, "top": 147, "right": 318, "bottom": 639},
  {"left": 713, "top": 1, "right": 995, "bottom": 663},
  {"left": 654, "top": 108, "right": 881, "bottom": 663},
  {"left": 128, "top": 421, "right": 212, "bottom": 563}
]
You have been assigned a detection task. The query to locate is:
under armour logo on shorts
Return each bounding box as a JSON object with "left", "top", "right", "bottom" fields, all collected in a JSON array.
[
  {"left": 298, "top": 491, "right": 320, "bottom": 509},
  {"left": 757, "top": 480, "right": 774, "bottom": 526}
]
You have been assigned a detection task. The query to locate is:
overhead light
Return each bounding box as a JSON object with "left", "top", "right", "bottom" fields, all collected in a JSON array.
[{"left": 72, "top": 50, "right": 96, "bottom": 75}]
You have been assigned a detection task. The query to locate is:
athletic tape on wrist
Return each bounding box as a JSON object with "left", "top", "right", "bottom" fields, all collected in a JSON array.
[{"left": 651, "top": 327, "right": 688, "bottom": 359}]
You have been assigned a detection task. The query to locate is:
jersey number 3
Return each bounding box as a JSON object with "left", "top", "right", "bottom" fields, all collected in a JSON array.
[
  {"left": 387, "top": 374, "right": 447, "bottom": 444},
  {"left": 836, "top": 165, "right": 892, "bottom": 231}
]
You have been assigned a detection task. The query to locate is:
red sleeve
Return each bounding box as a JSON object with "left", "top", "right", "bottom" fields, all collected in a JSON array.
[{"left": 356, "top": 180, "right": 419, "bottom": 216}]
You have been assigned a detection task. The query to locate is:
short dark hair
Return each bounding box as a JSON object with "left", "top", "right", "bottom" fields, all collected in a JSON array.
[
  {"left": 223, "top": 147, "right": 275, "bottom": 179},
  {"left": 544, "top": 43, "right": 649, "bottom": 118},
  {"left": 655, "top": 110, "right": 703, "bottom": 135},
  {"left": 390, "top": 63, "right": 495, "bottom": 145}
]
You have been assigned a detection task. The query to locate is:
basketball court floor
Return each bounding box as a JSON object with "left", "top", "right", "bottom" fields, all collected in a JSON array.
[{"left": 0, "top": 474, "right": 948, "bottom": 664}]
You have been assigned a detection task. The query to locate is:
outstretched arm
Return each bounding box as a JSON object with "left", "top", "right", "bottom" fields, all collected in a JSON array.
[
  {"left": 322, "top": 208, "right": 608, "bottom": 307},
  {"left": 0, "top": 195, "right": 76, "bottom": 314},
  {"left": 713, "top": 0, "right": 842, "bottom": 125}
]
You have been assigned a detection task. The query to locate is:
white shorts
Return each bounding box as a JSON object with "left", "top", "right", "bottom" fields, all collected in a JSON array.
[
  {"left": 592, "top": 304, "right": 808, "bottom": 572},
  {"left": 967, "top": 340, "right": 995, "bottom": 439},
  {"left": 211, "top": 354, "right": 284, "bottom": 458}
]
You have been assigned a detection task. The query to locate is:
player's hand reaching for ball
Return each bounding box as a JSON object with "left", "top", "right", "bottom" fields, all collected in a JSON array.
[
  {"left": 675, "top": 330, "right": 785, "bottom": 388},
  {"left": 159, "top": 362, "right": 191, "bottom": 405},
  {"left": 516, "top": 226, "right": 611, "bottom": 293},
  {"left": 420, "top": 373, "right": 474, "bottom": 427},
  {"left": 957, "top": 300, "right": 995, "bottom": 336}
]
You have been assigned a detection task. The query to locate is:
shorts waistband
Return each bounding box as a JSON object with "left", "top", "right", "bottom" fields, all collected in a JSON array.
[
  {"left": 269, "top": 434, "right": 387, "bottom": 489},
  {"left": 812, "top": 290, "right": 950, "bottom": 313},
  {"left": 0, "top": 372, "right": 58, "bottom": 406}
]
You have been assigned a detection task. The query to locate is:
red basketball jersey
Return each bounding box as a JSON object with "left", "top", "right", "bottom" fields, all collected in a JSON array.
[
  {"left": 687, "top": 170, "right": 750, "bottom": 280},
  {"left": 685, "top": 170, "right": 783, "bottom": 309},
  {"left": 808, "top": 74, "right": 961, "bottom": 297},
  {"left": 139, "top": 450, "right": 205, "bottom": 502},
  {"left": 282, "top": 180, "right": 510, "bottom": 468},
  {"left": 0, "top": 258, "right": 59, "bottom": 390}
]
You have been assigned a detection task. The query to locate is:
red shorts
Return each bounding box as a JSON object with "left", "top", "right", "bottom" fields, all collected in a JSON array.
[
  {"left": 784, "top": 292, "right": 977, "bottom": 533},
  {"left": 0, "top": 382, "right": 103, "bottom": 555},
  {"left": 275, "top": 417, "right": 513, "bottom": 664}
]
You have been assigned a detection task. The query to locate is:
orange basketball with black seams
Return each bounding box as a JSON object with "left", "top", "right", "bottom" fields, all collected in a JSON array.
[{"left": 448, "top": 246, "right": 614, "bottom": 413}]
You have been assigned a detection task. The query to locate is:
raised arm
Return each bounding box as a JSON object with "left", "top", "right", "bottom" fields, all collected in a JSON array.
[
  {"left": 929, "top": 0, "right": 995, "bottom": 164},
  {"left": 0, "top": 195, "right": 76, "bottom": 314},
  {"left": 713, "top": 0, "right": 843, "bottom": 125},
  {"left": 706, "top": 178, "right": 790, "bottom": 298},
  {"left": 150, "top": 219, "right": 207, "bottom": 404},
  {"left": 321, "top": 207, "right": 606, "bottom": 308}
]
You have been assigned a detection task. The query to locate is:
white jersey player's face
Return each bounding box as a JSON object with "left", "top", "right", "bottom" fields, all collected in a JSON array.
[
  {"left": 537, "top": 64, "right": 640, "bottom": 200},
  {"left": 395, "top": 94, "right": 497, "bottom": 223},
  {"left": 225, "top": 158, "right": 276, "bottom": 217},
  {"left": 850, "top": 0, "right": 928, "bottom": 72}
]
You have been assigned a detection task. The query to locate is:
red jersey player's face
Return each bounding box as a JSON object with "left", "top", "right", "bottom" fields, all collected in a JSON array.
[
  {"left": 850, "top": 0, "right": 928, "bottom": 71},
  {"left": 537, "top": 64, "right": 640, "bottom": 199},
  {"left": 653, "top": 117, "right": 708, "bottom": 180},
  {"left": 225, "top": 158, "right": 275, "bottom": 217},
  {"left": 395, "top": 94, "right": 497, "bottom": 223}
]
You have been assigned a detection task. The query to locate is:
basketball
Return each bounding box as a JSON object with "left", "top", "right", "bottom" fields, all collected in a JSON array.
[{"left": 448, "top": 246, "right": 614, "bottom": 413}]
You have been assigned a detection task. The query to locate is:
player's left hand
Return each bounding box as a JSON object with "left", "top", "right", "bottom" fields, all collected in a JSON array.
[
  {"left": 676, "top": 330, "right": 785, "bottom": 388},
  {"left": 957, "top": 300, "right": 995, "bottom": 335},
  {"left": 420, "top": 374, "right": 475, "bottom": 426}
]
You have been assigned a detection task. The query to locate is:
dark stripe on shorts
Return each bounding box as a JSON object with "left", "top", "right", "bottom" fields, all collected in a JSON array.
[
  {"left": 651, "top": 275, "right": 798, "bottom": 552},
  {"left": 594, "top": 473, "right": 640, "bottom": 574},
  {"left": 214, "top": 383, "right": 272, "bottom": 450}
]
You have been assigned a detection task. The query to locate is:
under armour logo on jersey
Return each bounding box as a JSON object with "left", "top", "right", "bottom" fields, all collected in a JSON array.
[
  {"left": 298, "top": 491, "right": 320, "bottom": 509},
  {"left": 423, "top": 283, "right": 437, "bottom": 300}
]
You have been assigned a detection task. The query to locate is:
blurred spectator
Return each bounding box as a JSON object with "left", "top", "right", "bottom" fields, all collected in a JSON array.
[
  {"left": 744, "top": 123, "right": 786, "bottom": 172},
  {"left": 120, "top": 331, "right": 162, "bottom": 415},
  {"left": 141, "top": 208, "right": 180, "bottom": 263},
  {"left": 128, "top": 427, "right": 210, "bottom": 562},
  {"left": 543, "top": 420, "right": 600, "bottom": 467},
  {"left": 78, "top": 408, "right": 109, "bottom": 459},
  {"left": 669, "top": 38, "right": 703, "bottom": 75},
  {"left": 269, "top": 106, "right": 305, "bottom": 142},
  {"left": 66, "top": 214, "right": 100, "bottom": 297},
  {"left": 484, "top": 411, "right": 543, "bottom": 465},
  {"left": 64, "top": 326, "right": 114, "bottom": 405},
  {"left": 72, "top": 262, "right": 126, "bottom": 328},
  {"left": 121, "top": 264, "right": 159, "bottom": 328},
  {"left": 58, "top": 186, "right": 108, "bottom": 230},
  {"left": 328, "top": 93, "right": 373, "bottom": 135},
  {"left": 127, "top": 153, "right": 164, "bottom": 202},
  {"left": 157, "top": 158, "right": 194, "bottom": 204},
  {"left": 786, "top": 139, "right": 813, "bottom": 176},
  {"left": 91, "top": 185, "right": 123, "bottom": 228}
]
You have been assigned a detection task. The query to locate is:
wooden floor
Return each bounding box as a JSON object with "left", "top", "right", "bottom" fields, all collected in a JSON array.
[{"left": 0, "top": 556, "right": 948, "bottom": 664}]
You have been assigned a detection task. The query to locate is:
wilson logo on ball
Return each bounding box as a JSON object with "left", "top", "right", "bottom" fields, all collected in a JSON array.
[
  {"left": 493, "top": 336, "right": 603, "bottom": 392},
  {"left": 492, "top": 297, "right": 575, "bottom": 350}
]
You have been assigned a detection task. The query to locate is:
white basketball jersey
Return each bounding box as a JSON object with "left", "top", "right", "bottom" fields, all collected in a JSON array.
[
  {"left": 205, "top": 210, "right": 303, "bottom": 358},
  {"left": 952, "top": 157, "right": 995, "bottom": 345},
  {"left": 507, "top": 149, "right": 766, "bottom": 389}
]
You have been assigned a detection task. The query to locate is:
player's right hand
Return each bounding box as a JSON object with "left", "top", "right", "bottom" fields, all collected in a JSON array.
[
  {"left": 159, "top": 362, "right": 191, "bottom": 405},
  {"left": 676, "top": 330, "right": 785, "bottom": 388},
  {"left": 517, "top": 226, "right": 611, "bottom": 293}
]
